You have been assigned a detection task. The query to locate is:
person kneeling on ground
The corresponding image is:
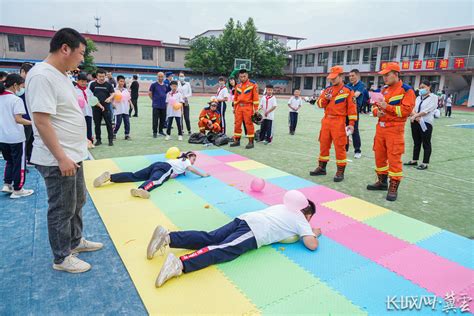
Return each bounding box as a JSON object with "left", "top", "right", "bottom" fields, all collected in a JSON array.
[
  {"left": 147, "top": 198, "right": 321, "bottom": 287},
  {"left": 198, "top": 99, "right": 222, "bottom": 135},
  {"left": 93, "top": 151, "right": 209, "bottom": 199}
]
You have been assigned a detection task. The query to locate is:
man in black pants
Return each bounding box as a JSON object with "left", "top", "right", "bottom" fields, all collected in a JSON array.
[
  {"left": 149, "top": 72, "right": 168, "bottom": 138},
  {"left": 129, "top": 75, "right": 139, "bottom": 117},
  {"left": 90, "top": 68, "right": 115, "bottom": 146},
  {"left": 19, "top": 62, "right": 34, "bottom": 164},
  {"left": 346, "top": 69, "right": 369, "bottom": 159}
]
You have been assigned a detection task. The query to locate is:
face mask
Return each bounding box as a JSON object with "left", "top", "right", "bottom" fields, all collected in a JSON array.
[
  {"left": 179, "top": 76, "right": 185, "bottom": 82},
  {"left": 419, "top": 88, "right": 428, "bottom": 96},
  {"left": 15, "top": 87, "right": 25, "bottom": 97}
]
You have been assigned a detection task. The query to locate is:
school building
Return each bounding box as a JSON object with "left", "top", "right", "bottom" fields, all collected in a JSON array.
[{"left": 286, "top": 25, "right": 474, "bottom": 107}]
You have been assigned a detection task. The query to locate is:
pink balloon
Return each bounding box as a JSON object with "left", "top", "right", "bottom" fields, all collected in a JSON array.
[
  {"left": 77, "top": 96, "right": 86, "bottom": 109},
  {"left": 250, "top": 178, "right": 265, "bottom": 192},
  {"left": 284, "top": 190, "right": 308, "bottom": 213}
]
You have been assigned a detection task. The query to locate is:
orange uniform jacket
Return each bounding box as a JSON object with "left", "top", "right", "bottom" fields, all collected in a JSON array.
[
  {"left": 372, "top": 80, "right": 416, "bottom": 123},
  {"left": 317, "top": 84, "right": 358, "bottom": 125},
  {"left": 199, "top": 108, "right": 221, "bottom": 127},
  {"left": 234, "top": 80, "right": 259, "bottom": 110}
]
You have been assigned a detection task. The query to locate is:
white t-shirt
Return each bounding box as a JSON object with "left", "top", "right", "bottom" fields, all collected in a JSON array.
[
  {"left": 74, "top": 86, "right": 93, "bottom": 117},
  {"left": 415, "top": 94, "right": 438, "bottom": 125},
  {"left": 446, "top": 97, "right": 452, "bottom": 107},
  {"left": 113, "top": 87, "right": 131, "bottom": 115},
  {"left": 166, "top": 158, "right": 191, "bottom": 175},
  {"left": 0, "top": 93, "right": 26, "bottom": 144},
  {"left": 288, "top": 96, "right": 303, "bottom": 112},
  {"left": 178, "top": 81, "right": 192, "bottom": 101},
  {"left": 260, "top": 95, "right": 277, "bottom": 120},
  {"left": 216, "top": 85, "right": 230, "bottom": 102},
  {"left": 166, "top": 91, "right": 184, "bottom": 117},
  {"left": 26, "top": 62, "right": 88, "bottom": 166},
  {"left": 238, "top": 204, "right": 315, "bottom": 248}
]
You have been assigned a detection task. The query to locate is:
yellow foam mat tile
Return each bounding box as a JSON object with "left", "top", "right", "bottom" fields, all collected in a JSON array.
[
  {"left": 322, "top": 196, "right": 389, "bottom": 221},
  {"left": 227, "top": 160, "right": 267, "bottom": 171},
  {"left": 84, "top": 160, "right": 258, "bottom": 315}
]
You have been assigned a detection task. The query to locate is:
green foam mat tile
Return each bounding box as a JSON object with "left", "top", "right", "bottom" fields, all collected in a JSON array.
[
  {"left": 245, "top": 167, "right": 290, "bottom": 179},
  {"left": 113, "top": 155, "right": 151, "bottom": 171},
  {"left": 364, "top": 211, "right": 442, "bottom": 243}
]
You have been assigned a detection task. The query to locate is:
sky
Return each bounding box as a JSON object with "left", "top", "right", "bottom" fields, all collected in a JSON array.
[{"left": 1, "top": 0, "right": 473, "bottom": 49}]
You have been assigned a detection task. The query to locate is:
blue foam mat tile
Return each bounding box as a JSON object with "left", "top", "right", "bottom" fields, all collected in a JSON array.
[
  {"left": 416, "top": 230, "right": 474, "bottom": 269},
  {"left": 0, "top": 162, "right": 146, "bottom": 315},
  {"left": 215, "top": 197, "right": 268, "bottom": 218},
  {"left": 273, "top": 235, "right": 373, "bottom": 283},
  {"left": 267, "top": 175, "right": 319, "bottom": 190},
  {"left": 144, "top": 153, "right": 166, "bottom": 162},
  {"left": 199, "top": 148, "right": 233, "bottom": 156}
]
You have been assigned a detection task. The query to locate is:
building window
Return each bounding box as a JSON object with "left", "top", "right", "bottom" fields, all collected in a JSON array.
[
  {"left": 400, "top": 75, "right": 416, "bottom": 88},
  {"left": 165, "top": 48, "right": 175, "bottom": 62},
  {"left": 316, "top": 76, "right": 326, "bottom": 90},
  {"left": 390, "top": 46, "right": 398, "bottom": 60},
  {"left": 424, "top": 41, "right": 445, "bottom": 59},
  {"left": 305, "top": 53, "right": 315, "bottom": 67},
  {"left": 362, "top": 47, "right": 378, "bottom": 64},
  {"left": 296, "top": 54, "right": 303, "bottom": 67},
  {"left": 8, "top": 35, "right": 25, "bottom": 52},
  {"left": 293, "top": 77, "right": 301, "bottom": 90},
  {"left": 381, "top": 46, "right": 390, "bottom": 61},
  {"left": 402, "top": 43, "right": 420, "bottom": 60},
  {"left": 318, "top": 52, "right": 329, "bottom": 66},
  {"left": 304, "top": 77, "right": 313, "bottom": 90},
  {"left": 332, "top": 50, "right": 344, "bottom": 65},
  {"left": 346, "top": 49, "right": 360, "bottom": 64},
  {"left": 142, "top": 46, "right": 153, "bottom": 60},
  {"left": 264, "top": 34, "right": 274, "bottom": 41}
]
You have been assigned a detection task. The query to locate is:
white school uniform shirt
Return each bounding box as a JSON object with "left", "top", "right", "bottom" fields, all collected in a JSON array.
[
  {"left": 26, "top": 62, "right": 87, "bottom": 166},
  {"left": 0, "top": 92, "right": 26, "bottom": 144},
  {"left": 74, "top": 86, "right": 93, "bottom": 117},
  {"left": 446, "top": 97, "right": 452, "bottom": 107},
  {"left": 178, "top": 81, "right": 192, "bottom": 101},
  {"left": 113, "top": 87, "right": 131, "bottom": 115},
  {"left": 288, "top": 96, "right": 302, "bottom": 112},
  {"left": 216, "top": 85, "right": 230, "bottom": 102},
  {"left": 238, "top": 204, "right": 315, "bottom": 248},
  {"left": 414, "top": 94, "right": 438, "bottom": 126},
  {"left": 260, "top": 95, "right": 277, "bottom": 120},
  {"left": 166, "top": 158, "right": 191, "bottom": 175},
  {"left": 166, "top": 91, "right": 184, "bottom": 117}
]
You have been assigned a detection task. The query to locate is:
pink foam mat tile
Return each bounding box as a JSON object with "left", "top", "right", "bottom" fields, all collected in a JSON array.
[
  {"left": 377, "top": 245, "right": 474, "bottom": 298},
  {"left": 298, "top": 186, "right": 349, "bottom": 204},
  {"left": 204, "top": 163, "right": 240, "bottom": 174},
  {"left": 324, "top": 221, "right": 411, "bottom": 261},
  {"left": 212, "top": 154, "right": 248, "bottom": 163},
  {"left": 311, "top": 205, "right": 357, "bottom": 232},
  {"left": 194, "top": 154, "right": 222, "bottom": 167}
]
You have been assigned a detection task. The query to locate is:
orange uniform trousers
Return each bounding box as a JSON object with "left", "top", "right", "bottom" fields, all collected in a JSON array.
[
  {"left": 198, "top": 121, "right": 221, "bottom": 133},
  {"left": 234, "top": 104, "right": 254, "bottom": 140},
  {"left": 318, "top": 116, "right": 348, "bottom": 167},
  {"left": 373, "top": 122, "right": 405, "bottom": 181}
]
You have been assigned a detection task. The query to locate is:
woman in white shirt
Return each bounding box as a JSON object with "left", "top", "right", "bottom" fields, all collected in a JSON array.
[
  {"left": 445, "top": 94, "right": 453, "bottom": 117},
  {"left": 0, "top": 74, "right": 34, "bottom": 198},
  {"left": 404, "top": 80, "right": 438, "bottom": 170}
]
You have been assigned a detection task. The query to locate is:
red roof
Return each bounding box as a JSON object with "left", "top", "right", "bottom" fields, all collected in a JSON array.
[
  {"left": 0, "top": 25, "right": 163, "bottom": 47},
  {"left": 292, "top": 25, "right": 474, "bottom": 52}
]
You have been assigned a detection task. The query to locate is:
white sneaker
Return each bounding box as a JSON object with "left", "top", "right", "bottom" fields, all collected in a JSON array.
[
  {"left": 178, "top": 136, "right": 183, "bottom": 141},
  {"left": 53, "top": 254, "right": 91, "bottom": 273},
  {"left": 71, "top": 238, "right": 104, "bottom": 254},
  {"left": 147, "top": 225, "right": 170, "bottom": 259},
  {"left": 131, "top": 188, "right": 151, "bottom": 199},
  {"left": 1, "top": 184, "right": 13, "bottom": 194},
  {"left": 354, "top": 153, "right": 362, "bottom": 159},
  {"left": 165, "top": 135, "right": 171, "bottom": 141},
  {"left": 10, "top": 188, "right": 34, "bottom": 199},
  {"left": 93, "top": 171, "right": 111, "bottom": 187},
  {"left": 155, "top": 253, "right": 183, "bottom": 288}
]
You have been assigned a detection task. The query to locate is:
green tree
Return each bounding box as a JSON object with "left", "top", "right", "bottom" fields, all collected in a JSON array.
[
  {"left": 185, "top": 36, "right": 221, "bottom": 91},
  {"left": 82, "top": 38, "right": 97, "bottom": 73}
]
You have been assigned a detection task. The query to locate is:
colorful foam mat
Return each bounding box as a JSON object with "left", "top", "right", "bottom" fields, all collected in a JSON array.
[{"left": 83, "top": 149, "right": 474, "bottom": 315}]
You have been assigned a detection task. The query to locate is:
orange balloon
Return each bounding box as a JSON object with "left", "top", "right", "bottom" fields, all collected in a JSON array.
[
  {"left": 173, "top": 102, "right": 183, "bottom": 111},
  {"left": 114, "top": 91, "right": 122, "bottom": 102}
]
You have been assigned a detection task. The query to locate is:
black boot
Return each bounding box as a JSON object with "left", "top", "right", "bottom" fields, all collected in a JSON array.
[
  {"left": 386, "top": 179, "right": 400, "bottom": 201},
  {"left": 310, "top": 161, "right": 327, "bottom": 176},
  {"left": 367, "top": 174, "right": 388, "bottom": 190},
  {"left": 333, "top": 165, "right": 345, "bottom": 182},
  {"left": 245, "top": 138, "right": 254, "bottom": 149},
  {"left": 230, "top": 139, "right": 240, "bottom": 147}
]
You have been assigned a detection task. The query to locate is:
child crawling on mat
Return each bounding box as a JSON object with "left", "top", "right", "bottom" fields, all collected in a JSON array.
[
  {"left": 93, "top": 151, "right": 209, "bottom": 199},
  {"left": 147, "top": 194, "right": 321, "bottom": 287}
]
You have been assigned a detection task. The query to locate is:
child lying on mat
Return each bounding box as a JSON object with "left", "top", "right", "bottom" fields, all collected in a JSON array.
[
  {"left": 147, "top": 194, "right": 321, "bottom": 287},
  {"left": 93, "top": 151, "right": 209, "bottom": 199}
]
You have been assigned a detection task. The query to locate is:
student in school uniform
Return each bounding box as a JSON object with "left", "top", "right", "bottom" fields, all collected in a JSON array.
[
  {"left": 288, "top": 89, "right": 303, "bottom": 135},
  {"left": 216, "top": 76, "right": 230, "bottom": 134},
  {"left": 113, "top": 75, "right": 134, "bottom": 140},
  {"left": 258, "top": 84, "right": 277, "bottom": 144},
  {"left": 147, "top": 193, "right": 321, "bottom": 288},
  {"left": 93, "top": 151, "right": 209, "bottom": 199},
  {"left": 165, "top": 81, "right": 185, "bottom": 141},
  {"left": 0, "top": 74, "right": 34, "bottom": 198},
  {"left": 178, "top": 72, "right": 193, "bottom": 135},
  {"left": 74, "top": 73, "right": 94, "bottom": 146}
]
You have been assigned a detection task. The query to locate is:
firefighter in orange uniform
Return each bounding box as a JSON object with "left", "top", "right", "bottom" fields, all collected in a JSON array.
[
  {"left": 310, "top": 66, "right": 357, "bottom": 182},
  {"left": 198, "top": 99, "right": 221, "bottom": 134},
  {"left": 367, "top": 62, "right": 416, "bottom": 201},
  {"left": 230, "top": 69, "right": 259, "bottom": 149}
]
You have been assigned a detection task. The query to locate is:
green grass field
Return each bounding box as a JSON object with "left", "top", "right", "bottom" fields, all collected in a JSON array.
[{"left": 91, "top": 96, "right": 474, "bottom": 238}]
